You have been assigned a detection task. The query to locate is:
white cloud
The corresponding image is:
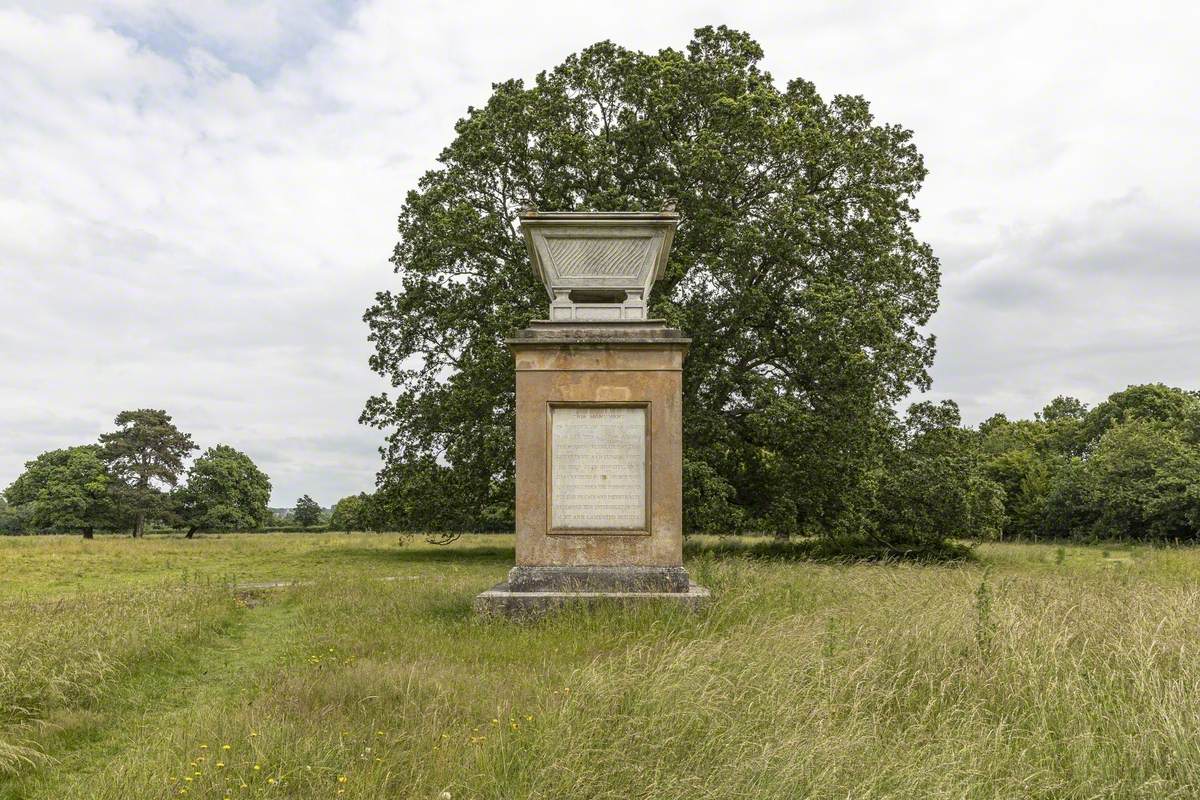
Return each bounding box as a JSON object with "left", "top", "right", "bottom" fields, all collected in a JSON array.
[{"left": 1, "top": 0, "right": 1197, "bottom": 504}]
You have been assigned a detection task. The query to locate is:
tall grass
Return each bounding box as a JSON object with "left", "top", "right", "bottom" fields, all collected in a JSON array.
[
  {"left": 1, "top": 535, "right": 1198, "bottom": 798},
  {"left": 0, "top": 585, "right": 234, "bottom": 775},
  {"left": 485, "top": 568, "right": 1200, "bottom": 798}
]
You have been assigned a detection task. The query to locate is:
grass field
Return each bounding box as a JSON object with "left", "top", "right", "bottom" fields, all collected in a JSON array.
[{"left": 2, "top": 533, "right": 1199, "bottom": 799}]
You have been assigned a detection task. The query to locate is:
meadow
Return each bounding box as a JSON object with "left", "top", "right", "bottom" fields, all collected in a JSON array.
[{"left": 1, "top": 533, "right": 1199, "bottom": 799}]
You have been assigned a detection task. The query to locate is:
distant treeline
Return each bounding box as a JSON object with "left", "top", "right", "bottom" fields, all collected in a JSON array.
[
  {"left": 6, "top": 384, "right": 1198, "bottom": 544},
  {"left": 352, "top": 383, "right": 1200, "bottom": 547},
  {"left": 972, "top": 383, "right": 1200, "bottom": 542},
  {"left": 0, "top": 409, "right": 327, "bottom": 538}
]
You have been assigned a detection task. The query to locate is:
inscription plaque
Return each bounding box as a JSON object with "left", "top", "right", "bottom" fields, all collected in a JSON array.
[{"left": 550, "top": 406, "right": 646, "bottom": 530}]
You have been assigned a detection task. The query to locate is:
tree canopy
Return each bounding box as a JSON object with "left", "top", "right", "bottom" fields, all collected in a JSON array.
[
  {"left": 174, "top": 445, "right": 272, "bottom": 537},
  {"left": 99, "top": 409, "right": 197, "bottom": 537},
  {"left": 982, "top": 383, "right": 1200, "bottom": 542},
  {"left": 293, "top": 495, "right": 322, "bottom": 528},
  {"left": 362, "top": 26, "right": 939, "bottom": 539},
  {"left": 329, "top": 494, "right": 370, "bottom": 532},
  {"left": 3, "top": 445, "right": 118, "bottom": 537},
  {"left": 3, "top": 409, "right": 273, "bottom": 538}
]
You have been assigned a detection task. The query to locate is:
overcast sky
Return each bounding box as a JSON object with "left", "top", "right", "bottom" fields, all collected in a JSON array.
[{"left": 1, "top": 1, "right": 1197, "bottom": 506}]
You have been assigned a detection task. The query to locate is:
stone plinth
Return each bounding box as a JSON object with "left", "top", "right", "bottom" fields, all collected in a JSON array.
[
  {"left": 474, "top": 582, "right": 711, "bottom": 621},
  {"left": 475, "top": 319, "right": 709, "bottom": 618}
]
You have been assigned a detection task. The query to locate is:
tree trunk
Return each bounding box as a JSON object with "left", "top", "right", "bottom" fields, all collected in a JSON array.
[
  {"left": 82, "top": 527, "right": 94, "bottom": 540},
  {"left": 134, "top": 512, "right": 145, "bottom": 538},
  {"left": 185, "top": 526, "right": 197, "bottom": 539}
]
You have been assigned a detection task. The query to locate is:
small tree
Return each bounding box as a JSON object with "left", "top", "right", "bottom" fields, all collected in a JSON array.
[
  {"left": 0, "top": 496, "right": 33, "bottom": 534},
  {"left": 99, "top": 409, "right": 197, "bottom": 537},
  {"left": 869, "top": 401, "right": 1004, "bottom": 551},
  {"left": 329, "top": 493, "right": 370, "bottom": 532},
  {"left": 4, "top": 445, "right": 119, "bottom": 538},
  {"left": 293, "top": 494, "right": 322, "bottom": 528},
  {"left": 175, "top": 445, "right": 272, "bottom": 538},
  {"left": 978, "top": 412, "right": 1069, "bottom": 539}
]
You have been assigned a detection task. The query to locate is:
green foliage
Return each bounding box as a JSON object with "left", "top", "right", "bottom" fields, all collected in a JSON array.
[
  {"left": 99, "top": 409, "right": 197, "bottom": 537},
  {"left": 3, "top": 445, "right": 120, "bottom": 536},
  {"left": 4, "top": 410, "right": 277, "bottom": 539},
  {"left": 981, "top": 384, "right": 1200, "bottom": 541},
  {"left": 1045, "top": 420, "right": 1200, "bottom": 541},
  {"left": 868, "top": 400, "right": 1005, "bottom": 548},
  {"left": 174, "top": 445, "right": 272, "bottom": 536},
  {"left": 292, "top": 494, "right": 322, "bottom": 528},
  {"left": 365, "top": 457, "right": 510, "bottom": 536},
  {"left": 362, "top": 26, "right": 939, "bottom": 540},
  {"left": 978, "top": 412, "right": 1073, "bottom": 539},
  {"left": 681, "top": 459, "right": 743, "bottom": 534},
  {"left": 0, "top": 497, "right": 32, "bottom": 535},
  {"left": 328, "top": 493, "right": 371, "bottom": 532}
]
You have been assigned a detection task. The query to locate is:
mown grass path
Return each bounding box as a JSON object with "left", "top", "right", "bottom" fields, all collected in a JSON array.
[{"left": 0, "top": 593, "right": 302, "bottom": 800}]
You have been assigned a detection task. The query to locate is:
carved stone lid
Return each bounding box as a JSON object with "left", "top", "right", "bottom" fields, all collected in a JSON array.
[{"left": 518, "top": 209, "right": 679, "bottom": 319}]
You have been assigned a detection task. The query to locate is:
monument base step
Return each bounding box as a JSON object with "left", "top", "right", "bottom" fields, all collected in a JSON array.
[
  {"left": 506, "top": 565, "right": 691, "bottom": 593},
  {"left": 474, "top": 582, "right": 711, "bottom": 620}
]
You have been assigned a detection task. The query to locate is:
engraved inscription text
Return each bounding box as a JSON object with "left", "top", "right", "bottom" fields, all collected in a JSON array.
[{"left": 551, "top": 406, "right": 646, "bottom": 530}]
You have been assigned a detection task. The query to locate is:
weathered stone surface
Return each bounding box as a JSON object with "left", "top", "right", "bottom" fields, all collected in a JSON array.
[
  {"left": 510, "top": 321, "right": 689, "bottom": 567},
  {"left": 507, "top": 565, "right": 691, "bottom": 593},
  {"left": 475, "top": 209, "right": 709, "bottom": 619},
  {"left": 551, "top": 405, "right": 646, "bottom": 530},
  {"left": 508, "top": 319, "right": 691, "bottom": 345},
  {"left": 520, "top": 210, "right": 679, "bottom": 321},
  {"left": 474, "top": 582, "right": 711, "bottom": 621}
]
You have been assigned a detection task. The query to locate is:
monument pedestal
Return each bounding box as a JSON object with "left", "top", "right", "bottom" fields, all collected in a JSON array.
[{"left": 475, "top": 319, "right": 710, "bottom": 619}]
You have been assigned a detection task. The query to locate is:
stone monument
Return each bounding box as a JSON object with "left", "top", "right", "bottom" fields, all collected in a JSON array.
[{"left": 475, "top": 205, "right": 710, "bottom": 618}]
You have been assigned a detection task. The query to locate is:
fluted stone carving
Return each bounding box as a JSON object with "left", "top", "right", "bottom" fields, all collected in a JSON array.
[{"left": 519, "top": 209, "right": 679, "bottom": 321}]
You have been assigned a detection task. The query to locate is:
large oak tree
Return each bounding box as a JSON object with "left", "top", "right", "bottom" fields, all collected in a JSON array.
[{"left": 363, "top": 27, "right": 939, "bottom": 537}]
